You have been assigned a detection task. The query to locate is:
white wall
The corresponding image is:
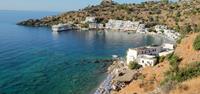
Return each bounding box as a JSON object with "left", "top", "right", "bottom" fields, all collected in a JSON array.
[
  {"left": 162, "top": 43, "right": 174, "bottom": 50},
  {"left": 126, "top": 49, "right": 138, "bottom": 64},
  {"left": 137, "top": 57, "right": 157, "bottom": 67}
]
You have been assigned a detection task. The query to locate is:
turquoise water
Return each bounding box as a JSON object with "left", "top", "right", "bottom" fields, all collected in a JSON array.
[{"left": 0, "top": 10, "right": 163, "bottom": 94}]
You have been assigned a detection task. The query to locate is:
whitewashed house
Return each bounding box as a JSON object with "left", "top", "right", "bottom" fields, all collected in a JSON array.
[
  {"left": 84, "top": 17, "right": 96, "bottom": 23},
  {"left": 163, "top": 29, "right": 180, "bottom": 40},
  {"left": 159, "top": 43, "right": 175, "bottom": 57},
  {"left": 159, "top": 50, "right": 174, "bottom": 57},
  {"left": 105, "top": 19, "right": 140, "bottom": 31},
  {"left": 137, "top": 55, "right": 157, "bottom": 67},
  {"left": 89, "top": 23, "right": 98, "bottom": 29},
  {"left": 98, "top": 24, "right": 104, "bottom": 29},
  {"left": 136, "top": 24, "right": 146, "bottom": 33},
  {"left": 155, "top": 25, "right": 167, "bottom": 33},
  {"left": 126, "top": 43, "right": 175, "bottom": 67},
  {"left": 89, "top": 23, "right": 104, "bottom": 29},
  {"left": 126, "top": 49, "right": 138, "bottom": 64},
  {"left": 154, "top": 25, "right": 180, "bottom": 41},
  {"left": 126, "top": 46, "right": 161, "bottom": 65},
  {"left": 162, "top": 43, "right": 175, "bottom": 50}
]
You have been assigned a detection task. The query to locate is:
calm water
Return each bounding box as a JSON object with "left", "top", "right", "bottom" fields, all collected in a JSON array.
[{"left": 0, "top": 10, "right": 163, "bottom": 94}]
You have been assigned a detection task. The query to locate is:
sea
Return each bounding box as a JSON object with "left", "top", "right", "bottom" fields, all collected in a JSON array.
[{"left": 0, "top": 10, "right": 164, "bottom": 94}]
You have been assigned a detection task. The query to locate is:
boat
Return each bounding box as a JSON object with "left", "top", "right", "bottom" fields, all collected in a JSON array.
[{"left": 51, "top": 23, "right": 72, "bottom": 32}]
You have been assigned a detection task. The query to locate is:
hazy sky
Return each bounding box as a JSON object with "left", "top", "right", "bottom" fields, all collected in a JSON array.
[{"left": 0, "top": 0, "right": 147, "bottom": 12}]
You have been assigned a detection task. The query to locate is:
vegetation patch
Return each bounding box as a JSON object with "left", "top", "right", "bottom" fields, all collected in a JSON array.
[
  {"left": 163, "top": 62, "right": 200, "bottom": 84},
  {"left": 162, "top": 53, "right": 200, "bottom": 85},
  {"left": 176, "top": 34, "right": 185, "bottom": 44},
  {"left": 128, "top": 61, "right": 142, "bottom": 70},
  {"left": 193, "top": 34, "right": 200, "bottom": 50},
  {"left": 157, "top": 56, "right": 166, "bottom": 63}
]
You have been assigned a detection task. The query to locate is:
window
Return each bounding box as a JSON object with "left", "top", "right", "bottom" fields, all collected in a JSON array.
[{"left": 147, "top": 61, "right": 150, "bottom": 64}]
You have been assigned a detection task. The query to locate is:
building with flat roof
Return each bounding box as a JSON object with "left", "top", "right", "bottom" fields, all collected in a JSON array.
[
  {"left": 105, "top": 19, "right": 140, "bottom": 31},
  {"left": 84, "top": 17, "right": 96, "bottom": 23},
  {"left": 137, "top": 55, "right": 157, "bottom": 67},
  {"left": 126, "top": 43, "right": 175, "bottom": 67},
  {"left": 126, "top": 45, "right": 161, "bottom": 65}
]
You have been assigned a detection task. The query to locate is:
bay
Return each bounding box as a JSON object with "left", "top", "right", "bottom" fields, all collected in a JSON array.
[{"left": 0, "top": 10, "right": 163, "bottom": 94}]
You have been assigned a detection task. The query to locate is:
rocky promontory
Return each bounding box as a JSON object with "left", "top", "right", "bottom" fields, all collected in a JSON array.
[
  {"left": 17, "top": 16, "right": 61, "bottom": 27},
  {"left": 17, "top": 0, "right": 199, "bottom": 32}
]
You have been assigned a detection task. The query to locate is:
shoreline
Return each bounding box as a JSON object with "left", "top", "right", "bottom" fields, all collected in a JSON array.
[
  {"left": 93, "top": 60, "right": 120, "bottom": 94},
  {"left": 93, "top": 34, "right": 177, "bottom": 94},
  {"left": 93, "top": 59, "right": 140, "bottom": 94},
  {"left": 94, "top": 74, "right": 113, "bottom": 94},
  {"left": 93, "top": 61, "right": 117, "bottom": 94}
]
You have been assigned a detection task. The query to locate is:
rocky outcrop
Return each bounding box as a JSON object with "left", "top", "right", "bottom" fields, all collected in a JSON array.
[
  {"left": 17, "top": 19, "right": 42, "bottom": 27},
  {"left": 17, "top": 16, "right": 61, "bottom": 27}
]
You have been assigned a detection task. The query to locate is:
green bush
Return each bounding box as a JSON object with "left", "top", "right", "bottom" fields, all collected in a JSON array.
[
  {"left": 168, "top": 54, "right": 182, "bottom": 72},
  {"left": 159, "top": 56, "right": 166, "bottom": 63},
  {"left": 156, "top": 56, "right": 166, "bottom": 65},
  {"left": 166, "top": 53, "right": 174, "bottom": 60},
  {"left": 193, "top": 34, "right": 200, "bottom": 50},
  {"left": 176, "top": 11, "right": 181, "bottom": 17},
  {"left": 128, "top": 61, "right": 142, "bottom": 70},
  {"left": 183, "top": 24, "right": 192, "bottom": 34},
  {"left": 175, "top": 62, "right": 200, "bottom": 82},
  {"left": 163, "top": 62, "right": 200, "bottom": 84},
  {"left": 162, "top": 52, "right": 200, "bottom": 85}
]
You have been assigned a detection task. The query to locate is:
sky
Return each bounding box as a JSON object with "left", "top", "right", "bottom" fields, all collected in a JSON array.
[{"left": 0, "top": 0, "right": 147, "bottom": 12}]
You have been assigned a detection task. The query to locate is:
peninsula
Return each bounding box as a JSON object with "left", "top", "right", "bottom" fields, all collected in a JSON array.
[
  {"left": 17, "top": 0, "right": 199, "bottom": 34},
  {"left": 17, "top": 0, "right": 200, "bottom": 94}
]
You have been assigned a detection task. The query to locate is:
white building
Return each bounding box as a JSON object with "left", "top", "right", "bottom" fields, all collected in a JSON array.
[
  {"left": 89, "top": 23, "right": 104, "bottom": 29},
  {"left": 155, "top": 25, "right": 167, "bottom": 33},
  {"left": 84, "top": 17, "right": 96, "bottom": 23},
  {"left": 98, "top": 24, "right": 104, "bottom": 29},
  {"left": 126, "top": 43, "right": 175, "bottom": 67},
  {"left": 159, "top": 43, "right": 175, "bottom": 57},
  {"left": 105, "top": 19, "right": 140, "bottom": 31},
  {"left": 163, "top": 29, "right": 180, "bottom": 40},
  {"left": 137, "top": 55, "right": 157, "bottom": 67},
  {"left": 136, "top": 24, "right": 146, "bottom": 33},
  {"left": 126, "top": 46, "right": 161, "bottom": 65},
  {"left": 159, "top": 50, "right": 174, "bottom": 57},
  {"left": 126, "top": 49, "right": 138, "bottom": 65},
  {"left": 162, "top": 43, "right": 175, "bottom": 50}
]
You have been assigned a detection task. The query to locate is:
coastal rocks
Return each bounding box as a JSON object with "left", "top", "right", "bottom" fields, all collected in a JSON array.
[
  {"left": 17, "top": 16, "right": 60, "bottom": 27},
  {"left": 94, "top": 74, "right": 113, "bottom": 94},
  {"left": 94, "top": 61, "right": 122, "bottom": 94},
  {"left": 80, "top": 59, "right": 114, "bottom": 64},
  {"left": 17, "top": 19, "right": 43, "bottom": 27},
  {"left": 93, "top": 59, "right": 114, "bottom": 63},
  {"left": 94, "top": 60, "right": 141, "bottom": 94}
]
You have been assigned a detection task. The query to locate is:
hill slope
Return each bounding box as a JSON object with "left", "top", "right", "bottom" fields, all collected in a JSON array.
[
  {"left": 113, "top": 33, "right": 200, "bottom": 94},
  {"left": 18, "top": 0, "right": 200, "bottom": 34}
]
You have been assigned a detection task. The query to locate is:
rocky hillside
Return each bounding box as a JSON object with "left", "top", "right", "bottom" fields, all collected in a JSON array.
[{"left": 17, "top": 0, "right": 200, "bottom": 33}]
